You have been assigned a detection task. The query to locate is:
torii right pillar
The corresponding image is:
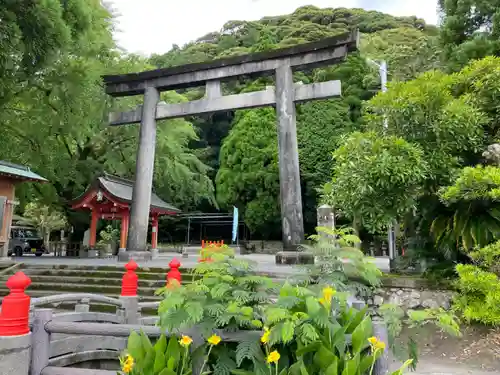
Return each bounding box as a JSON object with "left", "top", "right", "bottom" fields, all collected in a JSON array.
[{"left": 275, "top": 63, "right": 304, "bottom": 251}]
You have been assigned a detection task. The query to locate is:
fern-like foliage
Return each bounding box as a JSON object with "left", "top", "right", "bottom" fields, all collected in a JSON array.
[
  {"left": 298, "top": 226, "right": 382, "bottom": 296},
  {"left": 159, "top": 245, "right": 277, "bottom": 336}
]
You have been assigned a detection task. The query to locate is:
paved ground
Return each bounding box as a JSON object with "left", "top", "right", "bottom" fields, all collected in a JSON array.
[
  {"left": 409, "top": 363, "right": 500, "bottom": 375},
  {"left": 9, "top": 251, "right": 391, "bottom": 274}
]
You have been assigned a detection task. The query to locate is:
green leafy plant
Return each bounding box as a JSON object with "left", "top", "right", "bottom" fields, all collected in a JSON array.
[
  {"left": 432, "top": 165, "right": 500, "bottom": 251},
  {"left": 158, "top": 246, "right": 276, "bottom": 334},
  {"left": 19, "top": 201, "right": 67, "bottom": 246},
  {"left": 323, "top": 131, "right": 428, "bottom": 234},
  {"left": 468, "top": 240, "right": 500, "bottom": 274},
  {"left": 257, "top": 284, "right": 414, "bottom": 375},
  {"left": 119, "top": 331, "right": 189, "bottom": 375},
  {"left": 98, "top": 224, "right": 120, "bottom": 246},
  {"left": 453, "top": 263, "right": 500, "bottom": 325},
  {"left": 299, "top": 226, "right": 382, "bottom": 297}
]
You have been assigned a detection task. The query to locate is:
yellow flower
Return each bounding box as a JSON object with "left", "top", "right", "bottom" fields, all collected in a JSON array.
[
  {"left": 267, "top": 350, "right": 281, "bottom": 364},
  {"left": 318, "top": 297, "right": 327, "bottom": 306},
  {"left": 179, "top": 335, "right": 193, "bottom": 347},
  {"left": 368, "top": 336, "right": 386, "bottom": 351},
  {"left": 261, "top": 326, "right": 270, "bottom": 344},
  {"left": 121, "top": 355, "right": 134, "bottom": 373},
  {"left": 122, "top": 362, "right": 133, "bottom": 373},
  {"left": 207, "top": 334, "right": 222, "bottom": 346},
  {"left": 322, "top": 286, "right": 336, "bottom": 304}
]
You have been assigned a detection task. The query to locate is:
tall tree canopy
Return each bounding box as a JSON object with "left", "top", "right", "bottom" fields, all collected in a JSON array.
[{"left": 439, "top": 0, "right": 500, "bottom": 69}]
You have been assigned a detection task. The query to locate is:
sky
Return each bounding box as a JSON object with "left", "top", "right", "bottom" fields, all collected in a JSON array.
[{"left": 109, "top": 0, "right": 439, "bottom": 56}]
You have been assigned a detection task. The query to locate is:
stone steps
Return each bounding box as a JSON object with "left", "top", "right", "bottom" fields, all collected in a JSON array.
[
  {"left": 0, "top": 263, "right": 174, "bottom": 314},
  {"left": 19, "top": 274, "right": 184, "bottom": 288},
  {"left": 0, "top": 262, "right": 288, "bottom": 314}
]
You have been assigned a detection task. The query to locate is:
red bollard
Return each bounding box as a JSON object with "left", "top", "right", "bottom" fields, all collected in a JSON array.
[
  {"left": 0, "top": 272, "right": 31, "bottom": 336},
  {"left": 167, "top": 258, "right": 182, "bottom": 283},
  {"left": 121, "top": 260, "right": 138, "bottom": 296},
  {"left": 202, "top": 240, "right": 205, "bottom": 249}
]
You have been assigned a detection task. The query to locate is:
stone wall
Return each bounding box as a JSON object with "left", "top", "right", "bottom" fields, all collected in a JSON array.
[{"left": 369, "top": 276, "right": 453, "bottom": 313}]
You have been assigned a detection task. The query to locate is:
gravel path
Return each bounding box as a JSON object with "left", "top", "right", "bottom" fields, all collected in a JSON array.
[{"left": 410, "top": 363, "right": 500, "bottom": 375}]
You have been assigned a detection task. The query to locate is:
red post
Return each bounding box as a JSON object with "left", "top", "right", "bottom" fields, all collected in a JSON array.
[
  {"left": 221, "top": 240, "right": 224, "bottom": 246},
  {"left": 202, "top": 240, "right": 205, "bottom": 248},
  {"left": 0, "top": 272, "right": 31, "bottom": 336},
  {"left": 151, "top": 215, "right": 158, "bottom": 250},
  {"left": 167, "top": 258, "right": 181, "bottom": 283},
  {"left": 89, "top": 209, "right": 98, "bottom": 248},
  {"left": 121, "top": 260, "right": 138, "bottom": 296}
]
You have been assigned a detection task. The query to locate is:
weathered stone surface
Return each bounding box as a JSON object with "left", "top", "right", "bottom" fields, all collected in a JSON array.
[
  {"left": 275, "top": 251, "right": 314, "bottom": 265},
  {"left": 103, "top": 31, "right": 358, "bottom": 95},
  {"left": 275, "top": 63, "right": 304, "bottom": 250},
  {"left": 118, "top": 250, "right": 153, "bottom": 262},
  {"left": 0, "top": 333, "right": 31, "bottom": 375},
  {"left": 369, "top": 286, "right": 453, "bottom": 315},
  {"left": 373, "top": 295, "right": 384, "bottom": 306}
]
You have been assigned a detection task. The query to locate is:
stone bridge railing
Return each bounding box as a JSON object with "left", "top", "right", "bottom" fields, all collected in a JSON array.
[{"left": 0, "top": 259, "right": 389, "bottom": 375}]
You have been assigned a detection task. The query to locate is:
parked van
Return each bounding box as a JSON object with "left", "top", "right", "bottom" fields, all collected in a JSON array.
[{"left": 8, "top": 225, "right": 46, "bottom": 256}]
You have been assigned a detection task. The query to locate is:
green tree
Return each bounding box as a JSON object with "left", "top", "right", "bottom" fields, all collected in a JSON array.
[
  {"left": 21, "top": 201, "right": 67, "bottom": 246},
  {"left": 216, "top": 108, "right": 280, "bottom": 238},
  {"left": 439, "top": 0, "right": 500, "bottom": 70},
  {"left": 0, "top": 0, "right": 113, "bottom": 106},
  {"left": 323, "top": 132, "right": 428, "bottom": 233},
  {"left": 361, "top": 27, "right": 442, "bottom": 81},
  {"left": 365, "top": 70, "right": 487, "bottom": 188}
]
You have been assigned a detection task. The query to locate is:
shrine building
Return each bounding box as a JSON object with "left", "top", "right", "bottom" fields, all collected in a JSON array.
[
  {"left": 0, "top": 161, "right": 47, "bottom": 258},
  {"left": 70, "top": 173, "right": 180, "bottom": 253}
]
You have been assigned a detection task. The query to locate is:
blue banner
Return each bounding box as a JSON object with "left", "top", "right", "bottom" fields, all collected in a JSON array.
[{"left": 232, "top": 206, "right": 239, "bottom": 243}]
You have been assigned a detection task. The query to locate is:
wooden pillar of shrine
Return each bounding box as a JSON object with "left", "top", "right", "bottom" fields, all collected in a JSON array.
[
  {"left": 120, "top": 212, "right": 130, "bottom": 251},
  {"left": 89, "top": 210, "right": 98, "bottom": 249}
]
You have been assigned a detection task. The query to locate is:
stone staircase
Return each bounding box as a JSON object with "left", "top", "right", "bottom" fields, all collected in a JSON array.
[{"left": 0, "top": 263, "right": 195, "bottom": 313}]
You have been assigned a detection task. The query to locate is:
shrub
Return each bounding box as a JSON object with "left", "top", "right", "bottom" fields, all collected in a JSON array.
[
  {"left": 453, "top": 264, "right": 500, "bottom": 324},
  {"left": 158, "top": 246, "right": 276, "bottom": 335},
  {"left": 300, "top": 226, "right": 382, "bottom": 297}
]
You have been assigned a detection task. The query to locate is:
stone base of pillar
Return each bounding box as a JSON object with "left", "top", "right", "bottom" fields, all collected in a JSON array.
[
  {"left": 0, "top": 333, "right": 31, "bottom": 375},
  {"left": 275, "top": 251, "right": 315, "bottom": 265},
  {"left": 87, "top": 249, "right": 99, "bottom": 258},
  {"left": 150, "top": 248, "right": 159, "bottom": 259},
  {"left": 118, "top": 250, "right": 152, "bottom": 262}
]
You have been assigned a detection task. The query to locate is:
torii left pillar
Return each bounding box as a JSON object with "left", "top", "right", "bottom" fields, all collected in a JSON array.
[{"left": 119, "top": 86, "right": 159, "bottom": 262}]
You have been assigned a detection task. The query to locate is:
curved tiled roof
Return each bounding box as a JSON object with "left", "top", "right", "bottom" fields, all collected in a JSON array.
[
  {"left": 0, "top": 160, "right": 47, "bottom": 182},
  {"left": 98, "top": 173, "right": 180, "bottom": 213}
]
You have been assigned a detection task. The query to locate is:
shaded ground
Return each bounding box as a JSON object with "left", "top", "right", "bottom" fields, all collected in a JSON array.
[{"left": 394, "top": 324, "right": 500, "bottom": 374}]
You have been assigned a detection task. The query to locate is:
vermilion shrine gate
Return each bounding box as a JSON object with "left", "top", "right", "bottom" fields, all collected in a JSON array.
[
  {"left": 70, "top": 174, "right": 180, "bottom": 255},
  {"left": 103, "top": 30, "right": 358, "bottom": 262}
]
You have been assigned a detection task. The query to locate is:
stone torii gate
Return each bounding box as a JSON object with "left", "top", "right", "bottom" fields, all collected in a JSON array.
[{"left": 103, "top": 30, "right": 359, "bottom": 261}]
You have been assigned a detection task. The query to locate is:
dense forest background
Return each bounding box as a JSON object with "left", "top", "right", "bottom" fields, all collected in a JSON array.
[{"left": 2, "top": 1, "right": 500, "bottom": 251}]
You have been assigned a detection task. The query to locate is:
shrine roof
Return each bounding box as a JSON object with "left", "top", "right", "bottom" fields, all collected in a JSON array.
[
  {"left": 0, "top": 160, "right": 47, "bottom": 182},
  {"left": 72, "top": 173, "right": 180, "bottom": 214}
]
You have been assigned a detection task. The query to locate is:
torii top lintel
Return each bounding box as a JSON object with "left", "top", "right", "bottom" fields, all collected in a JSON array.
[
  {"left": 102, "top": 30, "right": 359, "bottom": 97},
  {"left": 70, "top": 173, "right": 180, "bottom": 216}
]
